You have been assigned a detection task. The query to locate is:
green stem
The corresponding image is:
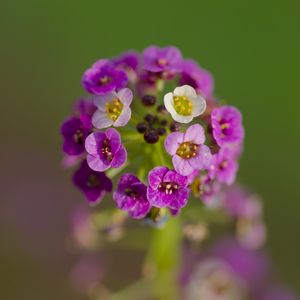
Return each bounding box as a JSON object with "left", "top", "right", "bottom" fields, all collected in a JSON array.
[{"left": 144, "top": 217, "right": 182, "bottom": 300}]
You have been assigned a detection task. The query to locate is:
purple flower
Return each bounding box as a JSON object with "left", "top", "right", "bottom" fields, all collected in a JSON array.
[
  {"left": 211, "top": 106, "right": 244, "bottom": 147},
  {"left": 209, "top": 147, "right": 238, "bottom": 185},
  {"left": 72, "top": 160, "right": 112, "bottom": 205},
  {"left": 165, "top": 124, "right": 212, "bottom": 176},
  {"left": 113, "top": 174, "right": 150, "bottom": 219},
  {"left": 85, "top": 128, "right": 127, "bottom": 172},
  {"left": 143, "top": 45, "right": 182, "bottom": 73},
  {"left": 147, "top": 166, "right": 189, "bottom": 210},
  {"left": 92, "top": 88, "right": 133, "bottom": 129},
  {"left": 179, "top": 59, "right": 214, "bottom": 99},
  {"left": 113, "top": 51, "right": 140, "bottom": 72},
  {"left": 82, "top": 59, "right": 128, "bottom": 95},
  {"left": 60, "top": 117, "right": 92, "bottom": 155}
]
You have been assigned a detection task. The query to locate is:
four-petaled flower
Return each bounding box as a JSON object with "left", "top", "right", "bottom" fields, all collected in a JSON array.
[
  {"left": 211, "top": 106, "right": 244, "bottom": 147},
  {"left": 73, "top": 160, "right": 112, "bottom": 205},
  {"left": 92, "top": 88, "right": 133, "bottom": 129},
  {"left": 82, "top": 59, "right": 128, "bottom": 95},
  {"left": 165, "top": 124, "right": 212, "bottom": 176},
  {"left": 209, "top": 147, "right": 238, "bottom": 185},
  {"left": 61, "top": 117, "right": 92, "bottom": 156},
  {"left": 164, "top": 85, "right": 207, "bottom": 123},
  {"left": 143, "top": 45, "right": 182, "bottom": 73},
  {"left": 147, "top": 166, "right": 189, "bottom": 210},
  {"left": 113, "top": 174, "right": 151, "bottom": 219},
  {"left": 85, "top": 128, "right": 127, "bottom": 172}
]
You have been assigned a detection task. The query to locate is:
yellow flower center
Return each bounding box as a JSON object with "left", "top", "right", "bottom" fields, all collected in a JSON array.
[
  {"left": 176, "top": 141, "right": 199, "bottom": 159},
  {"left": 99, "top": 76, "right": 111, "bottom": 85},
  {"left": 105, "top": 99, "right": 124, "bottom": 121},
  {"left": 173, "top": 96, "right": 193, "bottom": 116}
]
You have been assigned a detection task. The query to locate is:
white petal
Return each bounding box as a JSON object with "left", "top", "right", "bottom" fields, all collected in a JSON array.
[
  {"left": 113, "top": 107, "right": 131, "bottom": 127},
  {"left": 163, "top": 92, "right": 177, "bottom": 115},
  {"left": 92, "top": 110, "right": 113, "bottom": 129},
  {"left": 174, "top": 85, "right": 197, "bottom": 97},
  {"left": 190, "top": 95, "right": 207, "bottom": 117},
  {"left": 94, "top": 93, "right": 116, "bottom": 111},
  {"left": 171, "top": 113, "right": 193, "bottom": 124}
]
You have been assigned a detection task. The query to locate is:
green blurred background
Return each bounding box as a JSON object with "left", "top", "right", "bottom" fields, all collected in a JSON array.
[{"left": 0, "top": 0, "right": 299, "bottom": 298}]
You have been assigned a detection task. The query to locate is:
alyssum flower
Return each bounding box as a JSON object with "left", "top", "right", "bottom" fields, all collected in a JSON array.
[
  {"left": 92, "top": 88, "right": 133, "bottom": 129},
  {"left": 60, "top": 45, "right": 245, "bottom": 223},
  {"left": 164, "top": 85, "right": 207, "bottom": 123}
]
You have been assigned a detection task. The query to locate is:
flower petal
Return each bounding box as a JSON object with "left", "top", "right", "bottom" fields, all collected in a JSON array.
[
  {"left": 85, "top": 132, "right": 106, "bottom": 155},
  {"left": 188, "top": 145, "right": 212, "bottom": 170},
  {"left": 113, "top": 107, "right": 131, "bottom": 127},
  {"left": 174, "top": 85, "right": 197, "bottom": 97},
  {"left": 164, "top": 132, "right": 184, "bottom": 155},
  {"left": 94, "top": 93, "right": 116, "bottom": 110},
  {"left": 87, "top": 154, "right": 110, "bottom": 172},
  {"left": 148, "top": 166, "right": 168, "bottom": 189},
  {"left": 171, "top": 113, "right": 193, "bottom": 124},
  {"left": 184, "top": 124, "right": 205, "bottom": 144},
  {"left": 190, "top": 95, "right": 206, "bottom": 117},
  {"left": 164, "top": 92, "right": 177, "bottom": 115},
  {"left": 172, "top": 155, "right": 194, "bottom": 176},
  {"left": 147, "top": 188, "right": 170, "bottom": 207},
  {"left": 105, "top": 128, "right": 121, "bottom": 154},
  {"left": 168, "top": 188, "right": 189, "bottom": 210},
  {"left": 111, "top": 145, "right": 127, "bottom": 168},
  {"left": 117, "top": 88, "right": 133, "bottom": 107},
  {"left": 92, "top": 110, "right": 113, "bottom": 129}
]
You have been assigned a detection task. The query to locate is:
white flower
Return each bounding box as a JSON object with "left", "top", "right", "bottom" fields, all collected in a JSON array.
[
  {"left": 163, "top": 85, "right": 206, "bottom": 123},
  {"left": 92, "top": 88, "right": 133, "bottom": 129}
]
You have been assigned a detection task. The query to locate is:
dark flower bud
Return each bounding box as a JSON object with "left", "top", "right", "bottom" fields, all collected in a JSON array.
[
  {"left": 136, "top": 122, "right": 148, "bottom": 133},
  {"left": 142, "top": 95, "right": 156, "bottom": 106},
  {"left": 157, "top": 104, "right": 167, "bottom": 114},
  {"left": 169, "top": 121, "right": 181, "bottom": 132},
  {"left": 156, "top": 127, "right": 166, "bottom": 136},
  {"left": 144, "top": 129, "right": 159, "bottom": 144},
  {"left": 144, "top": 114, "right": 155, "bottom": 124},
  {"left": 160, "top": 119, "right": 168, "bottom": 126}
]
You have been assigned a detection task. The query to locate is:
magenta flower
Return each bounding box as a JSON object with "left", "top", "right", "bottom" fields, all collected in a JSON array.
[
  {"left": 147, "top": 166, "right": 189, "bottom": 210},
  {"left": 92, "top": 88, "right": 133, "bottom": 129},
  {"left": 179, "top": 59, "right": 214, "bottom": 99},
  {"left": 85, "top": 128, "right": 127, "bottom": 172},
  {"left": 73, "top": 160, "right": 112, "bottom": 205},
  {"left": 143, "top": 45, "right": 182, "bottom": 73},
  {"left": 211, "top": 105, "right": 244, "bottom": 147},
  {"left": 61, "top": 117, "right": 92, "bottom": 156},
  {"left": 82, "top": 59, "right": 128, "bottom": 95},
  {"left": 209, "top": 147, "right": 238, "bottom": 185},
  {"left": 113, "top": 51, "right": 140, "bottom": 72},
  {"left": 164, "top": 124, "right": 212, "bottom": 176},
  {"left": 113, "top": 174, "right": 150, "bottom": 219}
]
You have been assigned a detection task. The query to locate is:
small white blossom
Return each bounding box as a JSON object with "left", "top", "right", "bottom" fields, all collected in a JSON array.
[{"left": 163, "top": 85, "right": 206, "bottom": 123}]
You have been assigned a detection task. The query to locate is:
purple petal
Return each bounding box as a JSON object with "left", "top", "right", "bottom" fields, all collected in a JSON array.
[
  {"left": 147, "top": 188, "right": 170, "bottom": 207},
  {"left": 163, "top": 169, "right": 188, "bottom": 187},
  {"left": 168, "top": 188, "right": 189, "bottom": 210},
  {"left": 164, "top": 132, "right": 184, "bottom": 155},
  {"left": 111, "top": 145, "right": 127, "bottom": 168},
  {"left": 184, "top": 124, "right": 205, "bottom": 144},
  {"left": 105, "top": 128, "right": 121, "bottom": 154},
  {"left": 188, "top": 145, "right": 212, "bottom": 170},
  {"left": 172, "top": 155, "right": 194, "bottom": 176},
  {"left": 87, "top": 154, "right": 110, "bottom": 172},
  {"left": 85, "top": 132, "right": 106, "bottom": 155},
  {"left": 148, "top": 166, "right": 168, "bottom": 189}
]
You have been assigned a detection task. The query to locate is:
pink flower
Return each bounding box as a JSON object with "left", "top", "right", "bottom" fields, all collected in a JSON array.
[{"left": 164, "top": 124, "right": 212, "bottom": 176}]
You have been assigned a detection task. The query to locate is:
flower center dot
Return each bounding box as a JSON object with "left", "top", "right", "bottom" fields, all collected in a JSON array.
[
  {"left": 101, "top": 138, "right": 113, "bottom": 162},
  {"left": 99, "top": 75, "right": 111, "bottom": 85},
  {"left": 157, "top": 58, "right": 168, "bottom": 66},
  {"left": 87, "top": 174, "right": 100, "bottom": 188},
  {"left": 176, "top": 141, "right": 198, "bottom": 159},
  {"left": 173, "top": 96, "right": 193, "bottom": 116},
  {"left": 73, "top": 129, "right": 84, "bottom": 144},
  {"left": 158, "top": 182, "right": 179, "bottom": 195},
  {"left": 105, "top": 99, "right": 124, "bottom": 122}
]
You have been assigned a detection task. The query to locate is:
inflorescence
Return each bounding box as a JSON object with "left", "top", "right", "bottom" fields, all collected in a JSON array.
[{"left": 61, "top": 45, "right": 246, "bottom": 222}]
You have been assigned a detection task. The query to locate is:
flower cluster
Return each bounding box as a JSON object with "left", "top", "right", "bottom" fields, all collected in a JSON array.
[{"left": 60, "top": 45, "right": 245, "bottom": 221}]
